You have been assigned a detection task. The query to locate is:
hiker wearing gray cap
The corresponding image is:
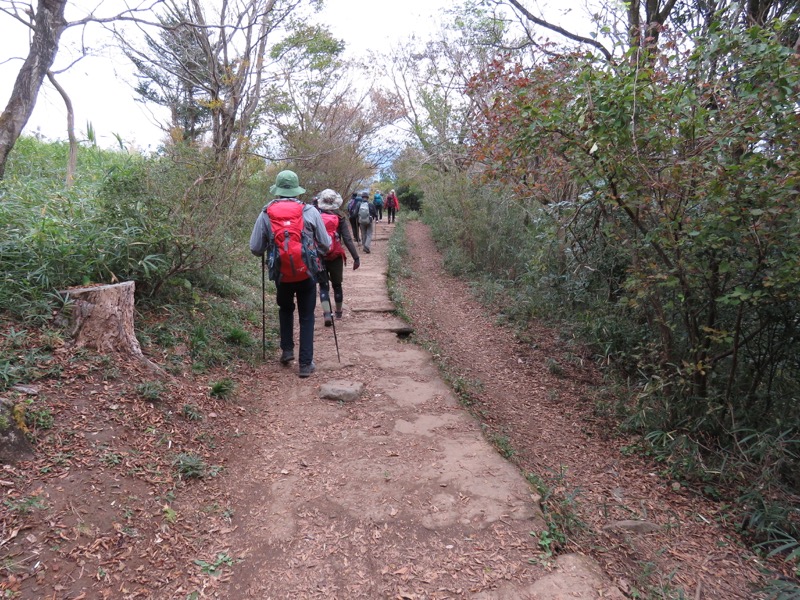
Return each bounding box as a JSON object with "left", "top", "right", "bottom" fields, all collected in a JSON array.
[
  {"left": 249, "top": 170, "right": 331, "bottom": 378},
  {"left": 316, "top": 189, "right": 360, "bottom": 326},
  {"left": 355, "top": 192, "right": 378, "bottom": 253}
]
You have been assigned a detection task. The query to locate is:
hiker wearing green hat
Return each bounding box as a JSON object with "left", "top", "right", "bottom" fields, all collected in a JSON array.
[{"left": 250, "top": 170, "right": 331, "bottom": 378}]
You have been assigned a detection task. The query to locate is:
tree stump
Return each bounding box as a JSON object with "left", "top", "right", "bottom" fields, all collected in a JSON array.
[{"left": 61, "top": 281, "right": 146, "bottom": 358}]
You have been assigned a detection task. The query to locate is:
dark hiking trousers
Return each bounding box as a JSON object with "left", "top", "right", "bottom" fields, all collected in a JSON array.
[
  {"left": 276, "top": 277, "right": 317, "bottom": 366},
  {"left": 320, "top": 256, "right": 345, "bottom": 310},
  {"left": 349, "top": 216, "right": 360, "bottom": 242}
]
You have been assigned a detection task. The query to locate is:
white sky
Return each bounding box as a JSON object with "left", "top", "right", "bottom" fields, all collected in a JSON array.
[
  {"left": 0, "top": 0, "right": 460, "bottom": 150},
  {"left": 0, "top": 0, "right": 594, "bottom": 151}
]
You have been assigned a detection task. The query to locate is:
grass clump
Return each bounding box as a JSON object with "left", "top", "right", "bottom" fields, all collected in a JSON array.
[
  {"left": 136, "top": 381, "right": 165, "bottom": 402},
  {"left": 484, "top": 426, "right": 516, "bottom": 460},
  {"left": 24, "top": 402, "right": 54, "bottom": 430},
  {"left": 209, "top": 379, "right": 235, "bottom": 399},
  {"left": 182, "top": 404, "right": 203, "bottom": 421},
  {"left": 173, "top": 453, "right": 206, "bottom": 479},
  {"left": 194, "top": 552, "right": 234, "bottom": 576},
  {"left": 4, "top": 495, "right": 47, "bottom": 514},
  {"left": 526, "top": 468, "right": 584, "bottom": 562},
  {"left": 0, "top": 338, "right": 61, "bottom": 393},
  {"left": 225, "top": 326, "right": 253, "bottom": 346}
]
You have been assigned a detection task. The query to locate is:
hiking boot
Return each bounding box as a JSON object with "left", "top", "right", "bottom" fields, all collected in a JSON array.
[
  {"left": 279, "top": 349, "right": 294, "bottom": 365},
  {"left": 335, "top": 310, "right": 343, "bottom": 319},
  {"left": 298, "top": 362, "right": 316, "bottom": 378},
  {"left": 364, "top": 247, "right": 371, "bottom": 253},
  {"left": 323, "top": 312, "right": 333, "bottom": 327}
]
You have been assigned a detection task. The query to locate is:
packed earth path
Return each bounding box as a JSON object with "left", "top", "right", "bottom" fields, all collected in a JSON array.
[
  {"left": 208, "top": 215, "right": 776, "bottom": 600},
  {"left": 212, "top": 220, "right": 624, "bottom": 599},
  {"left": 378, "top": 221, "right": 774, "bottom": 599}
]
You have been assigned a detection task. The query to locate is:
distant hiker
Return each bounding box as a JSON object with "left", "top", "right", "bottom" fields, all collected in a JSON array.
[
  {"left": 356, "top": 192, "right": 378, "bottom": 253},
  {"left": 373, "top": 190, "right": 384, "bottom": 221},
  {"left": 385, "top": 190, "right": 399, "bottom": 224},
  {"left": 316, "top": 189, "right": 360, "bottom": 326},
  {"left": 347, "top": 192, "right": 361, "bottom": 244},
  {"left": 249, "top": 170, "right": 331, "bottom": 378}
]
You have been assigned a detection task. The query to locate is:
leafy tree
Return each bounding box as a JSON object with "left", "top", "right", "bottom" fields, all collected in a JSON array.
[
  {"left": 379, "top": 2, "right": 514, "bottom": 175},
  {"left": 109, "top": 0, "right": 320, "bottom": 287},
  {"left": 468, "top": 21, "right": 800, "bottom": 436},
  {"left": 125, "top": 11, "right": 213, "bottom": 143},
  {"left": 117, "top": 0, "right": 318, "bottom": 158},
  {"left": 261, "top": 22, "right": 396, "bottom": 195}
]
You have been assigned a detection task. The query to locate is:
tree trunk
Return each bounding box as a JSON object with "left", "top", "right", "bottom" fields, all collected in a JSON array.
[
  {"left": 62, "top": 281, "right": 146, "bottom": 357},
  {"left": 0, "top": 0, "right": 68, "bottom": 180}
]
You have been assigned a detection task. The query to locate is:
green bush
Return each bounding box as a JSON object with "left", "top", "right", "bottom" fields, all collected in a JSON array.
[
  {"left": 173, "top": 452, "right": 206, "bottom": 478},
  {"left": 209, "top": 378, "right": 235, "bottom": 399},
  {"left": 1, "top": 137, "right": 264, "bottom": 322},
  {"left": 136, "top": 380, "right": 165, "bottom": 402},
  {"left": 1, "top": 140, "right": 166, "bottom": 319},
  {"left": 415, "top": 24, "right": 800, "bottom": 567},
  {"left": 446, "top": 23, "right": 800, "bottom": 494}
]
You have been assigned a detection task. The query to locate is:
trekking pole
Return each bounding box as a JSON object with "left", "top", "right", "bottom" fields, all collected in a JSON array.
[
  {"left": 261, "top": 253, "right": 266, "bottom": 361},
  {"left": 330, "top": 311, "right": 341, "bottom": 363}
]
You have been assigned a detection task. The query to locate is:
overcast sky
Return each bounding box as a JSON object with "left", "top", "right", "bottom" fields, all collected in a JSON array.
[
  {"left": 1, "top": 0, "right": 592, "bottom": 151},
  {"left": 0, "top": 0, "right": 463, "bottom": 151}
]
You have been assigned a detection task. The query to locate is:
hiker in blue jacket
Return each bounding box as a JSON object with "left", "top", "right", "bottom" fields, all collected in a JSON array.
[
  {"left": 373, "top": 190, "right": 384, "bottom": 221},
  {"left": 250, "top": 170, "right": 330, "bottom": 378}
]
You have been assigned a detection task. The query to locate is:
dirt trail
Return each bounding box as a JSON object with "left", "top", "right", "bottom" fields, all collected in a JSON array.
[
  {"left": 392, "top": 221, "right": 772, "bottom": 599},
  {"left": 215, "top": 221, "right": 623, "bottom": 598},
  {"left": 1, "top": 217, "right": 775, "bottom": 599}
]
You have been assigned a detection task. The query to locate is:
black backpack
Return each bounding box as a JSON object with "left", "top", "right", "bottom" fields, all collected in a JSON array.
[{"left": 348, "top": 197, "right": 360, "bottom": 219}]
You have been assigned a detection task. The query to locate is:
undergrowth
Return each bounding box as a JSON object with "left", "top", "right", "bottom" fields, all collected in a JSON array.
[
  {"left": 526, "top": 468, "right": 585, "bottom": 562},
  {"left": 137, "top": 291, "right": 267, "bottom": 377},
  {"left": 419, "top": 173, "right": 800, "bottom": 578},
  {"left": 386, "top": 213, "right": 417, "bottom": 323},
  {"left": 0, "top": 136, "right": 273, "bottom": 397}
]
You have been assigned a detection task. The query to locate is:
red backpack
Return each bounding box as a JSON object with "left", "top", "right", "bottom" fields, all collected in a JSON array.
[
  {"left": 321, "top": 212, "right": 346, "bottom": 261},
  {"left": 266, "top": 200, "right": 318, "bottom": 283}
]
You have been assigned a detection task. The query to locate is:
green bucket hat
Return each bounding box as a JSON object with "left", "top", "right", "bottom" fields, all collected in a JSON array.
[{"left": 270, "top": 170, "right": 306, "bottom": 197}]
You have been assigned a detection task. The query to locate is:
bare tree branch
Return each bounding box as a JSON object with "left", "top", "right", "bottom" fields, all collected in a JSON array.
[
  {"left": 46, "top": 70, "right": 76, "bottom": 187},
  {"left": 503, "top": 0, "right": 613, "bottom": 61}
]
